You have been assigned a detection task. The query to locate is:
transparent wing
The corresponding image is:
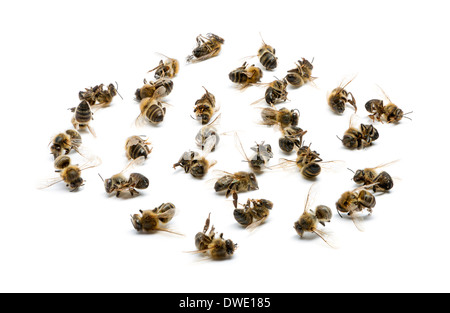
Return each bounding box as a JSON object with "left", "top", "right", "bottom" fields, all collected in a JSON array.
[
  {"left": 234, "top": 132, "right": 250, "bottom": 162},
  {"left": 371, "top": 159, "right": 400, "bottom": 171},
  {"left": 313, "top": 228, "right": 339, "bottom": 249},
  {"left": 303, "top": 183, "right": 318, "bottom": 213},
  {"left": 120, "top": 156, "right": 145, "bottom": 174},
  {"left": 79, "top": 156, "right": 102, "bottom": 171},
  {"left": 37, "top": 176, "right": 63, "bottom": 190},
  {"left": 202, "top": 136, "right": 217, "bottom": 157}
]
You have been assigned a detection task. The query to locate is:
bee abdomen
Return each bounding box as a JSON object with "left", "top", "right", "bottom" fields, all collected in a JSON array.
[
  {"left": 259, "top": 52, "right": 277, "bottom": 70},
  {"left": 74, "top": 101, "right": 92, "bottom": 123},
  {"left": 145, "top": 103, "right": 166, "bottom": 124},
  {"left": 129, "top": 173, "right": 149, "bottom": 189},
  {"left": 128, "top": 143, "right": 150, "bottom": 159},
  {"left": 233, "top": 209, "right": 252, "bottom": 226},
  {"left": 301, "top": 163, "right": 321, "bottom": 179}
]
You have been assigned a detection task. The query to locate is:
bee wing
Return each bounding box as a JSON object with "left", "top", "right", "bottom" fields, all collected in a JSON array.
[
  {"left": 348, "top": 212, "right": 365, "bottom": 232},
  {"left": 202, "top": 135, "right": 216, "bottom": 157},
  {"left": 246, "top": 216, "right": 268, "bottom": 232},
  {"left": 376, "top": 84, "right": 393, "bottom": 103},
  {"left": 338, "top": 75, "right": 357, "bottom": 91},
  {"left": 370, "top": 159, "right": 400, "bottom": 171},
  {"left": 37, "top": 175, "right": 64, "bottom": 190},
  {"left": 250, "top": 97, "right": 265, "bottom": 106},
  {"left": 269, "top": 158, "right": 297, "bottom": 170},
  {"left": 207, "top": 113, "right": 221, "bottom": 128},
  {"left": 313, "top": 229, "right": 339, "bottom": 249},
  {"left": 134, "top": 112, "right": 148, "bottom": 128},
  {"left": 234, "top": 132, "right": 250, "bottom": 162},
  {"left": 319, "top": 160, "right": 346, "bottom": 173},
  {"left": 303, "top": 183, "right": 318, "bottom": 213},
  {"left": 79, "top": 156, "right": 102, "bottom": 171},
  {"left": 120, "top": 156, "right": 145, "bottom": 174}
]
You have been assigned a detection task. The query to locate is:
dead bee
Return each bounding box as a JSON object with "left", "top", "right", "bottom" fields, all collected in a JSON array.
[
  {"left": 348, "top": 160, "right": 397, "bottom": 192},
  {"left": 186, "top": 33, "right": 224, "bottom": 63},
  {"left": 251, "top": 78, "right": 288, "bottom": 107},
  {"left": 260, "top": 107, "right": 300, "bottom": 129},
  {"left": 49, "top": 129, "right": 82, "bottom": 159},
  {"left": 233, "top": 197, "right": 273, "bottom": 230},
  {"left": 131, "top": 203, "right": 182, "bottom": 235},
  {"left": 365, "top": 87, "right": 412, "bottom": 123},
  {"left": 195, "top": 113, "right": 221, "bottom": 152},
  {"left": 294, "top": 184, "right": 334, "bottom": 247},
  {"left": 125, "top": 136, "right": 153, "bottom": 160},
  {"left": 327, "top": 77, "right": 357, "bottom": 114},
  {"left": 134, "top": 78, "right": 173, "bottom": 101},
  {"left": 336, "top": 184, "right": 378, "bottom": 231},
  {"left": 214, "top": 171, "right": 259, "bottom": 199},
  {"left": 277, "top": 143, "right": 338, "bottom": 179},
  {"left": 193, "top": 86, "right": 218, "bottom": 125},
  {"left": 79, "top": 82, "right": 122, "bottom": 108},
  {"left": 284, "top": 58, "right": 316, "bottom": 88},
  {"left": 99, "top": 157, "right": 149, "bottom": 197},
  {"left": 338, "top": 115, "right": 379, "bottom": 149},
  {"left": 148, "top": 53, "right": 179, "bottom": 79},
  {"left": 235, "top": 133, "right": 273, "bottom": 173},
  {"left": 70, "top": 100, "right": 96, "bottom": 137},
  {"left": 257, "top": 35, "right": 278, "bottom": 70},
  {"left": 229, "top": 62, "right": 263, "bottom": 89},
  {"left": 39, "top": 155, "right": 101, "bottom": 191},
  {"left": 173, "top": 136, "right": 217, "bottom": 179},
  {"left": 193, "top": 213, "right": 237, "bottom": 259},
  {"left": 278, "top": 126, "right": 307, "bottom": 153},
  {"left": 136, "top": 97, "right": 167, "bottom": 126}
]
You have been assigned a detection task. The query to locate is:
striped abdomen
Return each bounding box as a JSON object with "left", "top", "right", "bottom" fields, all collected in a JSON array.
[
  {"left": 127, "top": 143, "right": 151, "bottom": 159},
  {"left": 300, "top": 162, "right": 321, "bottom": 179},
  {"left": 259, "top": 50, "right": 277, "bottom": 70},
  {"left": 144, "top": 102, "right": 166, "bottom": 124},
  {"left": 74, "top": 100, "right": 92, "bottom": 123}
]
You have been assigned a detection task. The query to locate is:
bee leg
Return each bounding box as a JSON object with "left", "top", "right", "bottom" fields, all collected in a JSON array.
[
  {"left": 233, "top": 192, "right": 238, "bottom": 209},
  {"left": 320, "top": 221, "right": 326, "bottom": 227},
  {"left": 116, "top": 191, "right": 121, "bottom": 197},
  {"left": 348, "top": 92, "right": 357, "bottom": 112}
]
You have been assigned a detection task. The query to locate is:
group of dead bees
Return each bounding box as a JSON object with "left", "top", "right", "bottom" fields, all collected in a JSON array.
[{"left": 40, "top": 32, "right": 411, "bottom": 259}]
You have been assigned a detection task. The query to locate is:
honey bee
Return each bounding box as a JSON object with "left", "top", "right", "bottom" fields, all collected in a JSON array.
[
  {"left": 257, "top": 35, "right": 277, "bottom": 70},
  {"left": 214, "top": 171, "right": 259, "bottom": 199},
  {"left": 327, "top": 78, "right": 357, "bottom": 114},
  {"left": 278, "top": 126, "right": 307, "bottom": 153},
  {"left": 99, "top": 157, "right": 149, "bottom": 197},
  {"left": 134, "top": 78, "right": 174, "bottom": 101},
  {"left": 49, "top": 129, "right": 82, "bottom": 159},
  {"left": 193, "top": 87, "right": 218, "bottom": 125},
  {"left": 277, "top": 143, "right": 338, "bottom": 179},
  {"left": 251, "top": 79, "right": 288, "bottom": 107},
  {"left": 131, "top": 203, "right": 182, "bottom": 235},
  {"left": 195, "top": 114, "right": 221, "bottom": 152},
  {"left": 338, "top": 115, "right": 379, "bottom": 149},
  {"left": 136, "top": 97, "right": 167, "bottom": 126},
  {"left": 194, "top": 213, "right": 237, "bottom": 259},
  {"left": 70, "top": 100, "right": 96, "bottom": 137},
  {"left": 186, "top": 33, "right": 225, "bottom": 63},
  {"left": 284, "top": 58, "right": 316, "bottom": 88},
  {"left": 233, "top": 197, "right": 273, "bottom": 230},
  {"left": 260, "top": 107, "right": 300, "bottom": 129},
  {"left": 125, "top": 136, "right": 153, "bottom": 160},
  {"left": 39, "top": 155, "right": 101, "bottom": 191},
  {"left": 348, "top": 160, "right": 397, "bottom": 192},
  {"left": 336, "top": 185, "right": 378, "bottom": 231},
  {"left": 294, "top": 184, "right": 334, "bottom": 247},
  {"left": 229, "top": 62, "right": 263, "bottom": 89},
  {"left": 173, "top": 136, "right": 217, "bottom": 179},
  {"left": 79, "top": 82, "right": 122, "bottom": 108},
  {"left": 148, "top": 53, "right": 179, "bottom": 79},
  {"left": 365, "top": 87, "right": 412, "bottom": 123},
  {"left": 235, "top": 133, "right": 273, "bottom": 173}
]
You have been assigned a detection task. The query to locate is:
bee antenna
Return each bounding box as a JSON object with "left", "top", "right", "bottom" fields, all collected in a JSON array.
[
  {"left": 336, "top": 135, "right": 343, "bottom": 142},
  {"left": 98, "top": 173, "right": 105, "bottom": 182},
  {"left": 115, "top": 81, "right": 123, "bottom": 100},
  {"left": 403, "top": 111, "right": 413, "bottom": 120},
  {"left": 347, "top": 168, "right": 355, "bottom": 174},
  {"left": 259, "top": 32, "right": 266, "bottom": 45}
]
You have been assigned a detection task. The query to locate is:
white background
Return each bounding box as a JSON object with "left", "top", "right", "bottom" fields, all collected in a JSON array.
[{"left": 1, "top": 0, "right": 450, "bottom": 293}]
